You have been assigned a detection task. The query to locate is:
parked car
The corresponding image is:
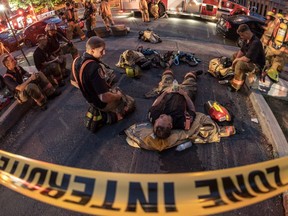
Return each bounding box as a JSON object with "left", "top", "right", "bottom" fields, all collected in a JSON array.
[
  {"left": 23, "top": 15, "right": 84, "bottom": 47},
  {"left": 0, "top": 29, "right": 24, "bottom": 52},
  {"left": 249, "top": 12, "right": 266, "bottom": 22},
  {"left": 216, "top": 14, "right": 265, "bottom": 40}
]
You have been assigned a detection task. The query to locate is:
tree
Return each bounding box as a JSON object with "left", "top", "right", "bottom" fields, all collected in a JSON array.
[{"left": 8, "top": 0, "right": 64, "bottom": 14}]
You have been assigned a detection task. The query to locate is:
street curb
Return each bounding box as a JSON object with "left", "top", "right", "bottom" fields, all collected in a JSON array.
[
  {"left": 0, "top": 100, "right": 32, "bottom": 139},
  {"left": 249, "top": 90, "right": 288, "bottom": 157}
]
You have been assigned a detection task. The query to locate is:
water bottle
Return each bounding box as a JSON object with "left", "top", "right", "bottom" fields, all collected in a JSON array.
[
  {"left": 175, "top": 141, "right": 192, "bottom": 151},
  {"left": 172, "top": 79, "right": 179, "bottom": 92}
]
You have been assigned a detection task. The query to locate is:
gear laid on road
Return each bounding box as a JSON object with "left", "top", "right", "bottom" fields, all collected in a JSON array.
[{"left": 204, "top": 100, "right": 231, "bottom": 122}]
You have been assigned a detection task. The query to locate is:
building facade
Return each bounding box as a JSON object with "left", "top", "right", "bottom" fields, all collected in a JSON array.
[{"left": 245, "top": 0, "right": 288, "bottom": 16}]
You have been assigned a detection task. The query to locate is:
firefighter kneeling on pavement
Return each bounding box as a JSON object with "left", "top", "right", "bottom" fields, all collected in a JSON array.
[
  {"left": 264, "top": 13, "right": 288, "bottom": 82},
  {"left": 2, "top": 55, "right": 61, "bottom": 110},
  {"left": 229, "top": 24, "right": 265, "bottom": 91}
]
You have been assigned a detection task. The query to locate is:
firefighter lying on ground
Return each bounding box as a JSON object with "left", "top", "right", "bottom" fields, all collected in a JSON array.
[
  {"left": 125, "top": 68, "right": 235, "bottom": 152},
  {"left": 229, "top": 24, "right": 265, "bottom": 91},
  {"left": 2, "top": 55, "right": 61, "bottom": 110},
  {"left": 263, "top": 14, "right": 288, "bottom": 82}
]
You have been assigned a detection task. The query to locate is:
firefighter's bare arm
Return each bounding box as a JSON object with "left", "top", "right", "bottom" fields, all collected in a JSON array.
[
  {"left": 15, "top": 73, "right": 37, "bottom": 92},
  {"left": 151, "top": 89, "right": 170, "bottom": 107},
  {"left": 178, "top": 88, "right": 195, "bottom": 112},
  {"left": 235, "top": 50, "right": 244, "bottom": 58},
  {"left": 42, "top": 56, "right": 61, "bottom": 67},
  {"left": 232, "top": 55, "right": 250, "bottom": 68}
]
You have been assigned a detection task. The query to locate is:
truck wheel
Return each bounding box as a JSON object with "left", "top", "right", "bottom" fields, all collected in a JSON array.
[{"left": 148, "top": 1, "right": 166, "bottom": 18}]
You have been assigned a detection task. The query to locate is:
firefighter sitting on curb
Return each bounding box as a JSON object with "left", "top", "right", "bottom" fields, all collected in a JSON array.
[
  {"left": 2, "top": 55, "right": 61, "bottom": 110},
  {"left": 33, "top": 34, "right": 65, "bottom": 87},
  {"left": 64, "top": 2, "right": 86, "bottom": 41},
  {"left": 45, "top": 23, "right": 79, "bottom": 78},
  {"left": 263, "top": 14, "right": 288, "bottom": 82},
  {"left": 229, "top": 24, "right": 265, "bottom": 91},
  {"left": 125, "top": 68, "right": 235, "bottom": 152}
]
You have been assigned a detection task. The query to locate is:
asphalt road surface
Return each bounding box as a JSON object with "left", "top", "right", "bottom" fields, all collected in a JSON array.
[{"left": 0, "top": 15, "right": 285, "bottom": 216}]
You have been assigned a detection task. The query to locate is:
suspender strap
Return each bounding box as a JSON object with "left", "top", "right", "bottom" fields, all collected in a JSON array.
[
  {"left": 72, "top": 58, "right": 94, "bottom": 94},
  {"left": 184, "top": 103, "right": 193, "bottom": 131},
  {"left": 78, "top": 60, "right": 94, "bottom": 93},
  {"left": 3, "top": 73, "right": 16, "bottom": 81},
  {"left": 71, "top": 56, "right": 80, "bottom": 88}
]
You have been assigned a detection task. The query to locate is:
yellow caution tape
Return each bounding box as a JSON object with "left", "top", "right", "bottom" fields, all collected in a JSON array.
[{"left": 1, "top": 150, "right": 288, "bottom": 215}]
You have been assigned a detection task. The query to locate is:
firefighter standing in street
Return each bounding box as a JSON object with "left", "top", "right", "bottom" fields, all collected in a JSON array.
[
  {"left": 139, "top": 0, "right": 150, "bottom": 22},
  {"left": 260, "top": 11, "right": 276, "bottom": 49},
  {"left": 99, "top": 0, "right": 115, "bottom": 32},
  {"left": 264, "top": 14, "right": 288, "bottom": 82},
  {"left": 150, "top": 0, "right": 160, "bottom": 20},
  {"left": 64, "top": 2, "right": 86, "bottom": 41},
  {"left": 82, "top": 0, "right": 97, "bottom": 34}
]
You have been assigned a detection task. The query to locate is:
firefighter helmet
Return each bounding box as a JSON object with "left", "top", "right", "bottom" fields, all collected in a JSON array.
[
  {"left": 125, "top": 65, "right": 141, "bottom": 78},
  {"left": 204, "top": 100, "right": 231, "bottom": 122},
  {"left": 45, "top": 23, "right": 57, "bottom": 32},
  {"left": 266, "top": 11, "right": 275, "bottom": 17},
  {"left": 266, "top": 68, "right": 279, "bottom": 82}
]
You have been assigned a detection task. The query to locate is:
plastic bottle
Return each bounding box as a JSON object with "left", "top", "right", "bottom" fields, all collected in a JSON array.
[
  {"left": 172, "top": 79, "right": 179, "bottom": 92},
  {"left": 175, "top": 141, "right": 192, "bottom": 151}
]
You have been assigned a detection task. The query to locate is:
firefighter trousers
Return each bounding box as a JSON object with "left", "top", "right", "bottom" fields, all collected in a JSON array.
[
  {"left": 158, "top": 69, "right": 197, "bottom": 101},
  {"left": 16, "top": 72, "right": 55, "bottom": 106},
  {"left": 230, "top": 60, "right": 258, "bottom": 91}
]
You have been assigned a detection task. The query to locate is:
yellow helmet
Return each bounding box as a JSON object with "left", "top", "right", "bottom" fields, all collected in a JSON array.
[
  {"left": 266, "top": 68, "right": 279, "bottom": 82},
  {"left": 266, "top": 11, "right": 275, "bottom": 17},
  {"left": 125, "top": 65, "right": 141, "bottom": 78}
]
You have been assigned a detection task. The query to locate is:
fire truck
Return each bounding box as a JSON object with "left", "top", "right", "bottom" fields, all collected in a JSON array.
[{"left": 121, "top": 0, "right": 249, "bottom": 21}]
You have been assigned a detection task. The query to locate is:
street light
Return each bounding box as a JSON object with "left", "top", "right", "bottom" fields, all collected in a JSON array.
[{"left": 0, "top": 4, "right": 30, "bottom": 66}]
